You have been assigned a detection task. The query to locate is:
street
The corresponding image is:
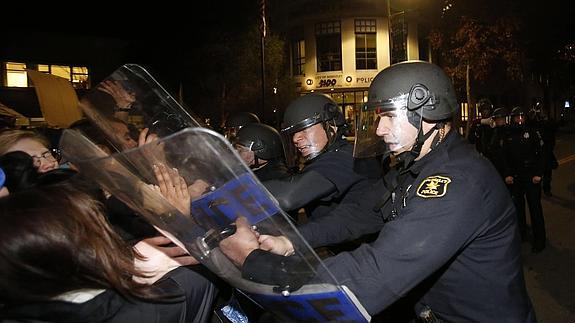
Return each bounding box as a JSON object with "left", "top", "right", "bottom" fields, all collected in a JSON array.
[{"left": 523, "top": 130, "right": 575, "bottom": 322}]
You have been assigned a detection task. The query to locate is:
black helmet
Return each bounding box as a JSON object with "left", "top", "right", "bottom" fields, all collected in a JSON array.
[
  {"left": 492, "top": 107, "right": 508, "bottom": 119},
  {"left": 236, "top": 123, "right": 284, "bottom": 160},
  {"left": 226, "top": 112, "right": 260, "bottom": 128},
  {"left": 510, "top": 106, "right": 527, "bottom": 125},
  {"left": 281, "top": 93, "right": 344, "bottom": 134},
  {"left": 510, "top": 106, "right": 526, "bottom": 117},
  {"left": 477, "top": 98, "right": 494, "bottom": 117},
  {"left": 366, "top": 61, "right": 458, "bottom": 121}
]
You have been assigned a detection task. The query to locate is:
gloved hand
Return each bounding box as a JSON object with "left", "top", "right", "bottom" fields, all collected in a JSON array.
[{"left": 133, "top": 236, "right": 198, "bottom": 285}]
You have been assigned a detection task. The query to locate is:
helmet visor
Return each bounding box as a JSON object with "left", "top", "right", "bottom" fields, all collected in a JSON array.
[
  {"left": 281, "top": 123, "right": 328, "bottom": 168},
  {"left": 355, "top": 94, "right": 418, "bottom": 157}
]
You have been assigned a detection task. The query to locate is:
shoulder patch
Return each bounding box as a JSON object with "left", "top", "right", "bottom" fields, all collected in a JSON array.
[{"left": 416, "top": 175, "right": 451, "bottom": 198}]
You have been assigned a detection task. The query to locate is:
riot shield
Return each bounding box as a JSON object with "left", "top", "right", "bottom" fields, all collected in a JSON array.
[
  {"left": 60, "top": 127, "right": 370, "bottom": 322},
  {"left": 353, "top": 104, "right": 387, "bottom": 159},
  {"left": 76, "top": 64, "right": 204, "bottom": 152}
]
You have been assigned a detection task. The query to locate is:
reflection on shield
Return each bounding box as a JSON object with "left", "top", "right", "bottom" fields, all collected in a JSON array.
[
  {"left": 354, "top": 104, "right": 387, "bottom": 158},
  {"left": 59, "top": 64, "right": 370, "bottom": 322}
]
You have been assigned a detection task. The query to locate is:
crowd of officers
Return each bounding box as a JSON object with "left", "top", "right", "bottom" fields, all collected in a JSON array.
[
  {"left": 468, "top": 99, "right": 557, "bottom": 253},
  {"left": 0, "top": 61, "right": 544, "bottom": 322}
]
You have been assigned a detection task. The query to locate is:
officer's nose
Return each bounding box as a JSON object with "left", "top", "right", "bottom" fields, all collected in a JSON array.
[
  {"left": 292, "top": 131, "right": 304, "bottom": 144},
  {"left": 376, "top": 118, "right": 390, "bottom": 137}
]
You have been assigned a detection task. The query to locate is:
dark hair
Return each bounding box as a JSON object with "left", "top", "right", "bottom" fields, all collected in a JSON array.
[
  {"left": 0, "top": 151, "right": 38, "bottom": 192},
  {"left": 0, "top": 181, "right": 153, "bottom": 303}
]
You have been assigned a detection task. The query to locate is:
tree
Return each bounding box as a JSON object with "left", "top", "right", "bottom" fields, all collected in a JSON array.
[
  {"left": 429, "top": 7, "right": 524, "bottom": 135},
  {"left": 182, "top": 25, "right": 294, "bottom": 130}
]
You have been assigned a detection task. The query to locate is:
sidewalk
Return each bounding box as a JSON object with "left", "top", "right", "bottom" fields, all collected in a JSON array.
[{"left": 522, "top": 131, "right": 575, "bottom": 322}]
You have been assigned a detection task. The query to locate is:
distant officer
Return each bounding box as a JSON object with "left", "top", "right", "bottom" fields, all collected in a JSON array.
[
  {"left": 483, "top": 107, "right": 510, "bottom": 180},
  {"left": 530, "top": 104, "right": 558, "bottom": 196},
  {"left": 468, "top": 98, "right": 494, "bottom": 154},
  {"left": 224, "top": 111, "right": 260, "bottom": 140},
  {"left": 234, "top": 123, "right": 291, "bottom": 182},
  {"left": 504, "top": 106, "right": 546, "bottom": 252},
  {"left": 219, "top": 61, "right": 535, "bottom": 322},
  {"left": 263, "top": 93, "right": 377, "bottom": 219}
]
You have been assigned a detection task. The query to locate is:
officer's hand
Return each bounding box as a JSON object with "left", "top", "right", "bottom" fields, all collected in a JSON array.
[
  {"left": 532, "top": 176, "right": 542, "bottom": 184},
  {"left": 505, "top": 176, "right": 514, "bottom": 185},
  {"left": 219, "top": 216, "right": 259, "bottom": 267},
  {"left": 259, "top": 235, "right": 295, "bottom": 257}
]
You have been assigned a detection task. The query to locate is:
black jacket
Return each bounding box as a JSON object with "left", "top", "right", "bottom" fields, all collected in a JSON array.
[
  {"left": 264, "top": 138, "right": 375, "bottom": 219},
  {"left": 0, "top": 267, "right": 218, "bottom": 323},
  {"left": 247, "top": 130, "right": 535, "bottom": 322}
]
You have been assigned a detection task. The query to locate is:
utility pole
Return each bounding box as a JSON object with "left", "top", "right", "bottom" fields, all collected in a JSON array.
[
  {"left": 260, "top": 0, "right": 266, "bottom": 119},
  {"left": 387, "top": 0, "right": 393, "bottom": 64}
]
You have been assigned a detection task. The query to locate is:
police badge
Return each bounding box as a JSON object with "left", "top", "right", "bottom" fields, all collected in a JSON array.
[{"left": 416, "top": 175, "right": 452, "bottom": 198}]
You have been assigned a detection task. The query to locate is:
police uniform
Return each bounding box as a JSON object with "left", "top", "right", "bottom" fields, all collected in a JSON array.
[
  {"left": 503, "top": 123, "right": 546, "bottom": 250},
  {"left": 483, "top": 125, "right": 510, "bottom": 179},
  {"left": 297, "top": 130, "right": 535, "bottom": 322},
  {"left": 263, "top": 136, "right": 375, "bottom": 220},
  {"left": 253, "top": 158, "right": 292, "bottom": 182},
  {"left": 301, "top": 137, "right": 373, "bottom": 218}
]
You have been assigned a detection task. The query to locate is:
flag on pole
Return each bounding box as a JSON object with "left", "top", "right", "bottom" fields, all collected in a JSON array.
[{"left": 260, "top": 0, "right": 267, "bottom": 38}]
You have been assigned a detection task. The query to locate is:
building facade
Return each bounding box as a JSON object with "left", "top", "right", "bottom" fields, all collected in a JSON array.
[{"left": 274, "top": 0, "right": 429, "bottom": 134}]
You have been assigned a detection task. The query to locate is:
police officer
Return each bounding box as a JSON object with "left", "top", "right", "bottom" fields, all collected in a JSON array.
[
  {"left": 224, "top": 111, "right": 260, "bottom": 140},
  {"left": 483, "top": 107, "right": 510, "bottom": 180},
  {"left": 468, "top": 98, "right": 494, "bottom": 154},
  {"left": 234, "top": 123, "right": 291, "bottom": 182},
  {"left": 263, "top": 93, "right": 377, "bottom": 219},
  {"left": 530, "top": 104, "right": 558, "bottom": 196},
  {"left": 504, "top": 106, "right": 546, "bottom": 252},
  {"left": 219, "top": 61, "right": 535, "bottom": 322}
]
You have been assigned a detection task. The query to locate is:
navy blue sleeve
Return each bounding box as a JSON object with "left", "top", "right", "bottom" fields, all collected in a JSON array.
[{"left": 317, "top": 172, "right": 491, "bottom": 314}]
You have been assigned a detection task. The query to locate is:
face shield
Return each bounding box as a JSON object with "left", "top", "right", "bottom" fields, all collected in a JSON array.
[
  {"left": 354, "top": 93, "right": 419, "bottom": 157},
  {"left": 74, "top": 64, "right": 203, "bottom": 154},
  {"left": 281, "top": 122, "right": 329, "bottom": 168},
  {"left": 233, "top": 142, "right": 256, "bottom": 167}
]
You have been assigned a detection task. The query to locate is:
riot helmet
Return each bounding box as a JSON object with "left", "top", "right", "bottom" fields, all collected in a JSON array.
[
  {"left": 492, "top": 107, "right": 509, "bottom": 127},
  {"left": 281, "top": 93, "right": 345, "bottom": 165},
  {"left": 510, "top": 106, "right": 526, "bottom": 125},
  {"left": 235, "top": 123, "right": 284, "bottom": 168},
  {"left": 355, "top": 61, "right": 458, "bottom": 160},
  {"left": 224, "top": 111, "right": 260, "bottom": 140},
  {"left": 477, "top": 98, "right": 494, "bottom": 118}
]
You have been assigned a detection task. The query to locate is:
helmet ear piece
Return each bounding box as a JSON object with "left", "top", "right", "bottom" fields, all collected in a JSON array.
[
  {"left": 408, "top": 84, "right": 431, "bottom": 111},
  {"left": 323, "top": 103, "right": 339, "bottom": 121}
]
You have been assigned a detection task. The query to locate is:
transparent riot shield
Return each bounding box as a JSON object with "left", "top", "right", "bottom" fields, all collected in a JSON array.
[
  {"left": 353, "top": 104, "right": 387, "bottom": 158},
  {"left": 60, "top": 128, "right": 370, "bottom": 322},
  {"left": 77, "top": 64, "right": 204, "bottom": 152}
]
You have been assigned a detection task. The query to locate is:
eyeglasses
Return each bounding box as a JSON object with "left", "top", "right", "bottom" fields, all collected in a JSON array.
[{"left": 31, "top": 149, "right": 61, "bottom": 167}]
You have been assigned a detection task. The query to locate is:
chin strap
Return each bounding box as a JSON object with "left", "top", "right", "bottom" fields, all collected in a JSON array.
[
  {"left": 304, "top": 121, "right": 344, "bottom": 163},
  {"left": 396, "top": 122, "right": 445, "bottom": 172},
  {"left": 251, "top": 156, "right": 268, "bottom": 170}
]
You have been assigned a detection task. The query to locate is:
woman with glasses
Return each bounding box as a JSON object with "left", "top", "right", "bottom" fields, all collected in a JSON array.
[{"left": 0, "top": 129, "right": 60, "bottom": 173}]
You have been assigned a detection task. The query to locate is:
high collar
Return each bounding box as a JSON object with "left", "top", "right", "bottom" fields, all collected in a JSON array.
[{"left": 401, "top": 129, "right": 457, "bottom": 176}]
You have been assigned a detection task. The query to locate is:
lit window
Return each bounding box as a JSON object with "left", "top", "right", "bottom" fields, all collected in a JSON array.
[
  {"left": 2, "top": 62, "right": 90, "bottom": 89},
  {"left": 51, "top": 65, "right": 71, "bottom": 79},
  {"left": 72, "top": 66, "right": 90, "bottom": 89},
  {"left": 5, "top": 62, "right": 28, "bottom": 87},
  {"left": 355, "top": 19, "right": 377, "bottom": 70},
  {"left": 292, "top": 39, "right": 305, "bottom": 76},
  {"left": 38, "top": 64, "right": 50, "bottom": 73},
  {"left": 316, "top": 21, "right": 342, "bottom": 72},
  {"left": 460, "top": 102, "right": 469, "bottom": 121}
]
